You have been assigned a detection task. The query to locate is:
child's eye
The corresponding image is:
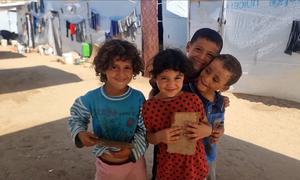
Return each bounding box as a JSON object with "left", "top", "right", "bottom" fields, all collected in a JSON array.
[
  {"left": 175, "top": 76, "right": 183, "bottom": 80},
  {"left": 125, "top": 66, "right": 132, "bottom": 70},
  {"left": 196, "top": 48, "right": 203, "bottom": 52},
  {"left": 205, "top": 68, "right": 210, "bottom": 74},
  {"left": 207, "top": 54, "right": 215, "bottom": 60},
  {"left": 213, "top": 77, "right": 219, "bottom": 83}
]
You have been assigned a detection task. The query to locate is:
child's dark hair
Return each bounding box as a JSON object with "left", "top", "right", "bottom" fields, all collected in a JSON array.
[
  {"left": 150, "top": 48, "right": 192, "bottom": 78},
  {"left": 216, "top": 54, "right": 242, "bottom": 86},
  {"left": 190, "top": 28, "right": 223, "bottom": 53},
  {"left": 93, "top": 39, "right": 144, "bottom": 82}
]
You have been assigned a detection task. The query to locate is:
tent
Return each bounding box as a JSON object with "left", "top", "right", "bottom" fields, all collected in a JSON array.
[
  {"left": 13, "top": 0, "right": 142, "bottom": 56},
  {"left": 163, "top": 0, "right": 300, "bottom": 102},
  {"left": 0, "top": 1, "right": 28, "bottom": 33},
  {"left": 42, "top": 0, "right": 142, "bottom": 54}
]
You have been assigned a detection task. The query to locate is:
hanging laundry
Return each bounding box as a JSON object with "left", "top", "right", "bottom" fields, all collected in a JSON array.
[
  {"left": 40, "top": 0, "right": 45, "bottom": 14},
  {"left": 285, "top": 20, "right": 300, "bottom": 55},
  {"left": 33, "top": 16, "right": 39, "bottom": 34},
  {"left": 32, "top": 16, "right": 45, "bottom": 34},
  {"left": 110, "top": 20, "right": 119, "bottom": 37},
  {"left": 118, "top": 9, "right": 139, "bottom": 41},
  {"left": 105, "top": 32, "right": 112, "bottom": 40},
  {"left": 90, "top": 10, "right": 100, "bottom": 31},
  {"left": 30, "top": 2, "right": 34, "bottom": 12},
  {"left": 76, "top": 20, "right": 86, "bottom": 43},
  {"left": 34, "top": 2, "right": 38, "bottom": 14},
  {"left": 38, "top": 18, "right": 45, "bottom": 33},
  {"left": 70, "top": 23, "right": 76, "bottom": 41},
  {"left": 70, "top": 24, "right": 76, "bottom": 35},
  {"left": 27, "top": 4, "right": 31, "bottom": 12},
  {"left": 66, "top": 21, "right": 70, "bottom": 37},
  {"left": 66, "top": 19, "right": 87, "bottom": 42}
]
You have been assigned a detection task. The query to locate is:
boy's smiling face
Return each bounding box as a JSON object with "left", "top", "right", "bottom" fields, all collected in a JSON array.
[
  {"left": 196, "top": 59, "right": 231, "bottom": 94},
  {"left": 186, "top": 38, "right": 220, "bottom": 71}
]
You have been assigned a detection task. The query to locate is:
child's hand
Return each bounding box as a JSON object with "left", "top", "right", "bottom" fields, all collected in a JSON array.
[
  {"left": 185, "top": 122, "right": 212, "bottom": 141},
  {"left": 155, "top": 127, "right": 183, "bottom": 144},
  {"left": 211, "top": 126, "right": 225, "bottom": 143},
  {"left": 223, "top": 96, "right": 230, "bottom": 108},
  {"left": 78, "top": 131, "right": 99, "bottom": 147}
]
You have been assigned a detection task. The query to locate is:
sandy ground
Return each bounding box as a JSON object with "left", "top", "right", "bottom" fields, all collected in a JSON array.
[{"left": 1, "top": 46, "right": 300, "bottom": 180}]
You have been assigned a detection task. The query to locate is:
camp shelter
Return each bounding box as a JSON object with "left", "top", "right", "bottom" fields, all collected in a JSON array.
[
  {"left": 162, "top": 0, "right": 300, "bottom": 102},
  {"left": 42, "top": 0, "right": 142, "bottom": 55},
  {"left": 0, "top": 1, "right": 28, "bottom": 33}
]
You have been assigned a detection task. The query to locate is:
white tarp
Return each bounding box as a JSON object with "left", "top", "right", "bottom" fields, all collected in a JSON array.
[
  {"left": 0, "top": 1, "right": 27, "bottom": 11},
  {"left": 190, "top": 0, "right": 300, "bottom": 102},
  {"left": 166, "top": 0, "right": 188, "bottom": 18},
  {"left": 189, "top": 0, "right": 223, "bottom": 36},
  {"left": 163, "top": 0, "right": 188, "bottom": 50}
]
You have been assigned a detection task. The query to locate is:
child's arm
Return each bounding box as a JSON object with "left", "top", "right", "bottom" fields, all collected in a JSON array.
[
  {"left": 211, "top": 124, "right": 225, "bottom": 143},
  {"left": 128, "top": 109, "right": 148, "bottom": 162},
  {"left": 223, "top": 96, "right": 230, "bottom": 108},
  {"left": 77, "top": 131, "right": 99, "bottom": 147},
  {"left": 147, "top": 127, "right": 183, "bottom": 145},
  {"left": 68, "top": 97, "right": 98, "bottom": 147},
  {"left": 185, "top": 116, "right": 212, "bottom": 141}
]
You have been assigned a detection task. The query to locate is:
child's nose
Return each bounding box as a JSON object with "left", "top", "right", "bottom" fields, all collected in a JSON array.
[
  {"left": 117, "top": 68, "right": 127, "bottom": 75},
  {"left": 197, "top": 50, "right": 207, "bottom": 59},
  {"left": 167, "top": 80, "right": 177, "bottom": 87},
  {"left": 202, "top": 75, "right": 210, "bottom": 85}
]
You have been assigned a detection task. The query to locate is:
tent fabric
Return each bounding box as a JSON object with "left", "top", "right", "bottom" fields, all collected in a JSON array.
[
  {"left": 0, "top": 1, "right": 27, "bottom": 11},
  {"left": 48, "top": 11, "right": 62, "bottom": 56},
  {"left": 189, "top": 0, "right": 300, "bottom": 102}
]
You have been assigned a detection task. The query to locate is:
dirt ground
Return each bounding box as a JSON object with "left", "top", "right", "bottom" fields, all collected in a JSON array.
[{"left": 1, "top": 46, "right": 300, "bottom": 180}]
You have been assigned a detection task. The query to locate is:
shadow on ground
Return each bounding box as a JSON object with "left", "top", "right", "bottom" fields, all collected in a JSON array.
[
  {"left": 233, "top": 93, "right": 300, "bottom": 109},
  {"left": 0, "top": 118, "right": 94, "bottom": 180},
  {"left": 0, "top": 51, "right": 26, "bottom": 59},
  {"left": 0, "top": 119, "right": 300, "bottom": 180},
  {"left": 217, "top": 135, "right": 300, "bottom": 180},
  {"left": 0, "top": 66, "right": 82, "bottom": 94}
]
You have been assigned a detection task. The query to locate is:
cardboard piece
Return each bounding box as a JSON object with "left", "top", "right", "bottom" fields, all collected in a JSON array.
[{"left": 167, "top": 112, "right": 200, "bottom": 155}]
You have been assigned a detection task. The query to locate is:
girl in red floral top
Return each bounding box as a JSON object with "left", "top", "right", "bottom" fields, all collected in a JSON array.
[{"left": 143, "top": 49, "right": 212, "bottom": 180}]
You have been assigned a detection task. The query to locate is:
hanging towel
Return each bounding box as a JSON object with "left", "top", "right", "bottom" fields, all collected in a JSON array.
[
  {"left": 70, "top": 24, "right": 76, "bottom": 35},
  {"left": 40, "top": 0, "right": 45, "bottom": 14},
  {"left": 34, "top": 2, "right": 38, "bottom": 13},
  {"left": 70, "top": 23, "right": 76, "bottom": 41},
  {"left": 90, "top": 11, "right": 100, "bottom": 31},
  {"left": 30, "top": 2, "right": 34, "bottom": 12},
  {"left": 33, "top": 16, "right": 39, "bottom": 34},
  {"left": 66, "top": 21, "right": 70, "bottom": 37},
  {"left": 285, "top": 20, "right": 300, "bottom": 55},
  {"left": 76, "top": 21, "right": 85, "bottom": 43},
  {"left": 95, "top": 13, "right": 100, "bottom": 30},
  {"left": 110, "top": 20, "right": 119, "bottom": 37}
]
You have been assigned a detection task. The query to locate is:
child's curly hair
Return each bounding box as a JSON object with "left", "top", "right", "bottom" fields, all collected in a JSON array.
[{"left": 93, "top": 39, "right": 144, "bottom": 82}]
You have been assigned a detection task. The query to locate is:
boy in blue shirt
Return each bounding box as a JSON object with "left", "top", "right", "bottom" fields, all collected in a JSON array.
[{"left": 184, "top": 54, "right": 242, "bottom": 180}]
